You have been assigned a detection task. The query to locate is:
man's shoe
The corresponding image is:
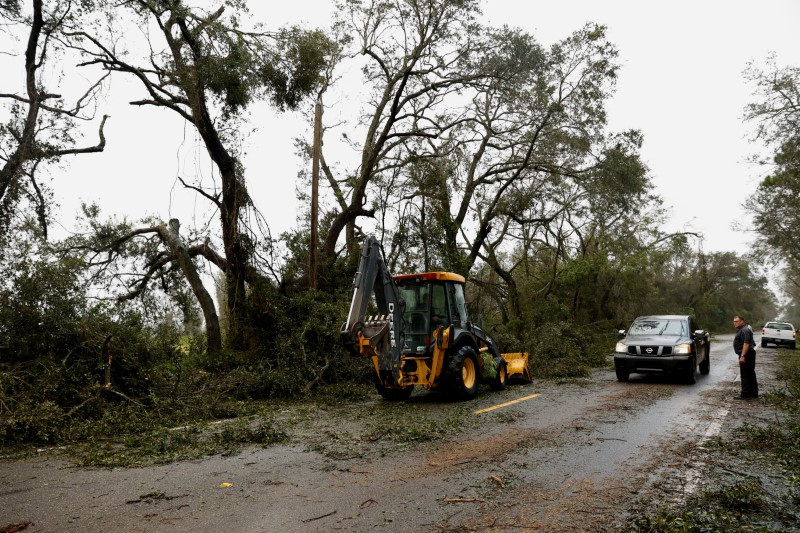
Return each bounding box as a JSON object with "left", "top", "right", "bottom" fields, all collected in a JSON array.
[{"left": 733, "top": 395, "right": 747, "bottom": 400}]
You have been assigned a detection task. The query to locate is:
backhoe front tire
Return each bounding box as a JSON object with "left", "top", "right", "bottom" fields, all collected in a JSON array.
[
  {"left": 375, "top": 380, "right": 414, "bottom": 401},
  {"left": 490, "top": 357, "right": 508, "bottom": 391},
  {"left": 448, "top": 346, "right": 480, "bottom": 400}
]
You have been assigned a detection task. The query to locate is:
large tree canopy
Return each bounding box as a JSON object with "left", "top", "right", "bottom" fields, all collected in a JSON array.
[{"left": 66, "top": 0, "right": 334, "bottom": 347}]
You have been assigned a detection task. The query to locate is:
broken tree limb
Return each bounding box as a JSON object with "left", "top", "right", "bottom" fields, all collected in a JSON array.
[
  {"left": 301, "top": 510, "right": 337, "bottom": 523},
  {"left": 162, "top": 219, "right": 222, "bottom": 356}
]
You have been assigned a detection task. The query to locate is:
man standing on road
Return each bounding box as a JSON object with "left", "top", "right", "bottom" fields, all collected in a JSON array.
[{"left": 733, "top": 315, "right": 758, "bottom": 399}]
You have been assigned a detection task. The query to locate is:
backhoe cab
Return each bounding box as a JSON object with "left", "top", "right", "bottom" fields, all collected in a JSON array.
[{"left": 341, "top": 236, "right": 530, "bottom": 401}]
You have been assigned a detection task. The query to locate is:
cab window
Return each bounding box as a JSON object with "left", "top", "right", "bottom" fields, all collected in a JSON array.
[
  {"left": 453, "top": 283, "right": 468, "bottom": 325},
  {"left": 399, "top": 283, "right": 429, "bottom": 334},
  {"left": 431, "top": 284, "right": 449, "bottom": 330},
  {"left": 447, "top": 283, "right": 460, "bottom": 326}
]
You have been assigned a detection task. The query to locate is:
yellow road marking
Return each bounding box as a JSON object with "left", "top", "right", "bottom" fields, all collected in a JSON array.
[{"left": 473, "top": 393, "right": 541, "bottom": 414}]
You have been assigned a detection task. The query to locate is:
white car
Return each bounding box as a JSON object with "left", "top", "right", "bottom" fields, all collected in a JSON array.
[{"left": 761, "top": 321, "right": 796, "bottom": 349}]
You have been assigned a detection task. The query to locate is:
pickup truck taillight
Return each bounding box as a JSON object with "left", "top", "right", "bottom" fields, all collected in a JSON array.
[{"left": 762, "top": 329, "right": 766, "bottom": 335}]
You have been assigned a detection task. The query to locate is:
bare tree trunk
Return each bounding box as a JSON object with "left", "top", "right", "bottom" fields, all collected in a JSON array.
[
  {"left": 421, "top": 196, "right": 429, "bottom": 271},
  {"left": 0, "top": 0, "right": 43, "bottom": 210},
  {"left": 162, "top": 219, "right": 222, "bottom": 356}
]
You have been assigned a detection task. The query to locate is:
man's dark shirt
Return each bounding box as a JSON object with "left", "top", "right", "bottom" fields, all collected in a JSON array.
[{"left": 734, "top": 325, "right": 755, "bottom": 356}]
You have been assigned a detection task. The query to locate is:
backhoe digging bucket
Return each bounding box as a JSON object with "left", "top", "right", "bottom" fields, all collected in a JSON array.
[{"left": 502, "top": 352, "right": 531, "bottom": 382}]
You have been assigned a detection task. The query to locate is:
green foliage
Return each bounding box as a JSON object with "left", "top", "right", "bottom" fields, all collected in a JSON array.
[
  {"left": 213, "top": 418, "right": 288, "bottom": 449},
  {"left": 259, "top": 28, "right": 335, "bottom": 111},
  {"left": 745, "top": 56, "right": 800, "bottom": 321},
  {"left": 0, "top": 0, "right": 20, "bottom": 16},
  {"left": 196, "top": 24, "right": 334, "bottom": 113},
  {"left": 751, "top": 140, "right": 800, "bottom": 279},
  {"left": 629, "top": 509, "right": 761, "bottom": 532},
  {"left": 0, "top": 248, "right": 190, "bottom": 444},
  {"left": 480, "top": 352, "right": 497, "bottom": 380},
  {"left": 238, "top": 284, "right": 366, "bottom": 398},
  {"left": 363, "top": 413, "right": 464, "bottom": 443},
  {"left": 774, "top": 349, "right": 800, "bottom": 412},
  {"left": 492, "top": 320, "right": 610, "bottom": 380},
  {"left": 72, "top": 414, "right": 288, "bottom": 468},
  {"left": 702, "top": 478, "right": 766, "bottom": 511}
]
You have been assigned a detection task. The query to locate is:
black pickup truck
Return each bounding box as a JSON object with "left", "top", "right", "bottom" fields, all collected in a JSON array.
[{"left": 614, "top": 315, "right": 710, "bottom": 384}]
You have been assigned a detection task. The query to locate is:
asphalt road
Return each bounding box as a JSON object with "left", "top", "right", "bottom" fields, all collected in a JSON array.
[{"left": 1, "top": 332, "right": 781, "bottom": 531}]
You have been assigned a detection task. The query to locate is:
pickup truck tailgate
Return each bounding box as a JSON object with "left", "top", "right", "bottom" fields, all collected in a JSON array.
[{"left": 764, "top": 327, "right": 794, "bottom": 340}]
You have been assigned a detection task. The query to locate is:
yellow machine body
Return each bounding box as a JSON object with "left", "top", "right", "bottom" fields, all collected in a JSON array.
[
  {"left": 502, "top": 352, "right": 532, "bottom": 382},
  {"left": 369, "top": 324, "right": 453, "bottom": 389},
  {"left": 342, "top": 240, "right": 532, "bottom": 400}
]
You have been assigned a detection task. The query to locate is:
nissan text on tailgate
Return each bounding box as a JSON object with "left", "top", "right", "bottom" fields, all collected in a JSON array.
[{"left": 761, "top": 321, "right": 796, "bottom": 349}]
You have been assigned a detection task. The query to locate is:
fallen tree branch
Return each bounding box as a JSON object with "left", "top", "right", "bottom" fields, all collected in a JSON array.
[{"left": 301, "top": 510, "right": 337, "bottom": 523}]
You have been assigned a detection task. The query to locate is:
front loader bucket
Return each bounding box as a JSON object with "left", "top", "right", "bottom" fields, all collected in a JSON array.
[{"left": 502, "top": 352, "right": 531, "bottom": 382}]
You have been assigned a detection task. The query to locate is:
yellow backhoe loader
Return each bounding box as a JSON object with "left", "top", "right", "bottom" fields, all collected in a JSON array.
[{"left": 341, "top": 236, "right": 531, "bottom": 400}]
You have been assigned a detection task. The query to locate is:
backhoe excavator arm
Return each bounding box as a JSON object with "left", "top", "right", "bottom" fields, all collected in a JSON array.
[{"left": 340, "top": 236, "right": 405, "bottom": 384}]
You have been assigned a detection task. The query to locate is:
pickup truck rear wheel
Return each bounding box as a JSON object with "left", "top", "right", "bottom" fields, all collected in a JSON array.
[
  {"left": 615, "top": 366, "right": 630, "bottom": 382},
  {"left": 448, "top": 346, "right": 480, "bottom": 400},
  {"left": 761, "top": 339, "right": 767, "bottom": 348},
  {"left": 791, "top": 342, "right": 797, "bottom": 350}
]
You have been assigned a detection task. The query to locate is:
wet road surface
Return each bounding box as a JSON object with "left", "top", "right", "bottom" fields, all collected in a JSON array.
[{"left": 1, "top": 333, "right": 783, "bottom": 531}]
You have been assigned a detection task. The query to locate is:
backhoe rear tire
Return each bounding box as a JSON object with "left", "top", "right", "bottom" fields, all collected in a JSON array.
[
  {"left": 448, "top": 346, "right": 480, "bottom": 400},
  {"left": 375, "top": 380, "right": 414, "bottom": 401},
  {"left": 490, "top": 357, "right": 508, "bottom": 391}
]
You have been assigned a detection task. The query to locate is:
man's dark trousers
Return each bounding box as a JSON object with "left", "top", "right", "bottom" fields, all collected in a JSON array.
[{"left": 740, "top": 351, "right": 758, "bottom": 398}]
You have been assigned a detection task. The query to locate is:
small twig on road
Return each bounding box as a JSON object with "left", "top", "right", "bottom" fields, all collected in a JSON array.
[
  {"left": 597, "top": 437, "right": 626, "bottom": 442},
  {"left": 360, "top": 499, "right": 376, "bottom": 509},
  {"left": 0, "top": 522, "right": 33, "bottom": 533},
  {"left": 490, "top": 474, "right": 504, "bottom": 488},
  {"left": 443, "top": 496, "right": 485, "bottom": 503},
  {"left": 302, "top": 510, "right": 337, "bottom": 523}
]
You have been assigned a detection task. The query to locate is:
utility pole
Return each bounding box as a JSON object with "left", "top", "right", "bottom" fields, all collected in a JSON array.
[{"left": 310, "top": 96, "right": 322, "bottom": 290}]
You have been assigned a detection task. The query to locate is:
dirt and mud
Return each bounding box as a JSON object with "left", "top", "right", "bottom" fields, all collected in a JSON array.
[{"left": 0, "top": 334, "right": 787, "bottom": 531}]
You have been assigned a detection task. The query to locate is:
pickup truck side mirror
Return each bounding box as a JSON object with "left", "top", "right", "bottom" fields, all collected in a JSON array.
[
  {"left": 618, "top": 329, "right": 626, "bottom": 338},
  {"left": 693, "top": 329, "right": 706, "bottom": 338}
]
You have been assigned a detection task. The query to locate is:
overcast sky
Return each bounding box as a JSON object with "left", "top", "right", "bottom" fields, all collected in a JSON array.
[{"left": 5, "top": 0, "right": 800, "bottom": 255}]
